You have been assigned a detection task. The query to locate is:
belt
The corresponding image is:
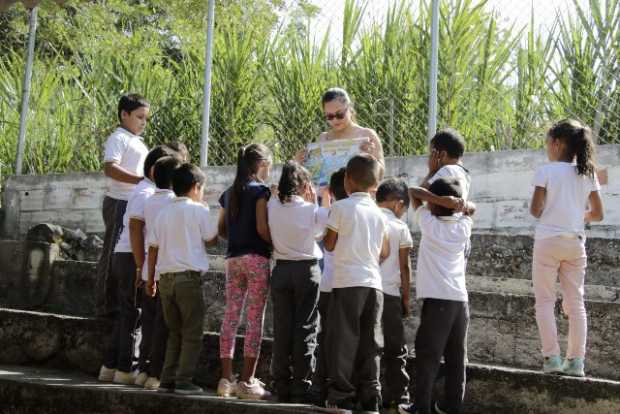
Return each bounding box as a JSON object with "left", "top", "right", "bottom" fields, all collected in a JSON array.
[{"left": 275, "top": 258, "right": 319, "bottom": 265}]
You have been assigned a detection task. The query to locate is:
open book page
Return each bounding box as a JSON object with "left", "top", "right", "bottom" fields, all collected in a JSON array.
[{"left": 304, "top": 137, "right": 369, "bottom": 186}]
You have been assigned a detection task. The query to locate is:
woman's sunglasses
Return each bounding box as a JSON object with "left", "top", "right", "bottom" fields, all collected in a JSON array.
[{"left": 325, "top": 108, "right": 348, "bottom": 121}]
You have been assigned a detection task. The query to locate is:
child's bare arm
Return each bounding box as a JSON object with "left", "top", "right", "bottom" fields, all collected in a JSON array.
[
  {"left": 409, "top": 186, "right": 463, "bottom": 211},
  {"left": 129, "top": 218, "right": 146, "bottom": 287},
  {"left": 399, "top": 246, "right": 412, "bottom": 317},
  {"left": 104, "top": 162, "right": 142, "bottom": 184},
  {"left": 585, "top": 191, "right": 604, "bottom": 222},
  {"left": 217, "top": 208, "right": 227, "bottom": 240},
  {"left": 530, "top": 186, "right": 546, "bottom": 218},
  {"left": 323, "top": 228, "right": 338, "bottom": 252},
  {"left": 379, "top": 233, "right": 390, "bottom": 263},
  {"left": 256, "top": 198, "right": 272, "bottom": 244},
  {"left": 146, "top": 245, "right": 158, "bottom": 297}
]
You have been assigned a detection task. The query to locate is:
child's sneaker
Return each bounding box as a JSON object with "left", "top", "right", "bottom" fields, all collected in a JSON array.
[
  {"left": 174, "top": 382, "right": 204, "bottom": 395},
  {"left": 217, "top": 377, "right": 237, "bottom": 397},
  {"left": 97, "top": 365, "right": 116, "bottom": 382},
  {"left": 236, "top": 378, "right": 271, "bottom": 400},
  {"left": 543, "top": 355, "right": 563, "bottom": 374},
  {"left": 398, "top": 403, "right": 418, "bottom": 414},
  {"left": 144, "top": 377, "right": 160, "bottom": 390},
  {"left": 562, "top": 357, "right": 585, "bottom": 377},
  {"left": 112, "top": 370, "right": 137, "bottom": 385},
  {"left": 134, "top": 371, "right": 148, "bottom": 386}
]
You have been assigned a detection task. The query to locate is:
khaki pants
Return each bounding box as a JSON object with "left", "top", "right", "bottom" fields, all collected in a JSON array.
[{"left": 159, "top": 271, "right": 205, "bottom": 385}]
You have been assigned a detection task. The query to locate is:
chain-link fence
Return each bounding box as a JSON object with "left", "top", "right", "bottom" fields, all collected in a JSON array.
[{"left": 1, "top": 0, "right": 619, "bottom": 175}]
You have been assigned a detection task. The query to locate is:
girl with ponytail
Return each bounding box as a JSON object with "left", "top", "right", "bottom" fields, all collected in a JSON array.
[
  {"left": 529, "top": 119, "right": 604, "bottom": 378},
  {"left": 217, "top": 143, "right": 273, "bottom": 399}
]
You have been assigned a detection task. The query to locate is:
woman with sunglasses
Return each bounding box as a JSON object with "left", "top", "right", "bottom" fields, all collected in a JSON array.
[{"left": 296, "top": 88, "right": 384, "bottom": 167}]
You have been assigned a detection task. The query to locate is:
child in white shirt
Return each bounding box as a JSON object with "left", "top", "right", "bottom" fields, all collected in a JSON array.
[
  {"left": 96, "top": 94, "right": 150, "bottom": 317},
  {"left": 399, "top": 178, "right": 475, "bottom": 414},
  {"left": 529, "top": 119, "right": 604, "bottom": 377},
  {"left": 323, "top": 154, "right": 389, "bottom": 412},
  {"left": 147, "top": 163, "right": 218, "bottom": 395},
  {"left": 268, "top": 161, "right": 328, "bottom": 403},
  {"left": 376, "top": 178, "right": 413, "bottom": 409}
]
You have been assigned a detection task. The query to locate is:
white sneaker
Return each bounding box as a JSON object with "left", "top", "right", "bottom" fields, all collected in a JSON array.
[
  {"left": 134, "top": 371, "right": 148, "bottom": 386},
  {"left": 217, "top": 377, "right": 237, "bottom": 397},
  {"left": 236, "top": 377, "right": 271, "bottom": 400},
  {"left": 113, "top": 370, "right": 138, "bottom": 385},
  {"left": 144, "top": 377, "right": 161, "bottom": 390},
  {"left": 98, "top": 365, "right": 116, "bottom": 382}
]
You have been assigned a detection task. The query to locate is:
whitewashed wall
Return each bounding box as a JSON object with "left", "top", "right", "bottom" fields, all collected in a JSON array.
[{"left": 2, "top": 145, "right": 619, "bottom": 238}]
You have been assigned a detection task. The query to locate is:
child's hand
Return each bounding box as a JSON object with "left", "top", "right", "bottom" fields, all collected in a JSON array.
[
  {"left": 146, "top": 280, "right": 157, "bottom": 298},
  {"left": 134, "top": 268, "right": 144, "bottom": 288},
  {"left": 294, "top": 150, "right": 307, "bottom": 164},
  {"left": 428, "top": 149, "right": 441, "bottom": 175},
  {"left": 402, "top": 294, "right": 411, "bottom": 318},
  {"left": 270, "top": 184, "right": 279, "bottom": 198},
  {"left": 360, "top": 138, "right": 377, "bottom": 156},
  {"left": 320, "top": 186, "right": 332, "bottom": 207},
  {"left": 303, "top": 183, "right": 317, "bottom": 204},
  {"left": 446, "top": 196, "right": 465, "bottom": 212}
]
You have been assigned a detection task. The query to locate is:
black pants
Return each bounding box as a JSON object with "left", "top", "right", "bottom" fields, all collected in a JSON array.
[
  {"left": 103, "top": 252, "right": 140, "bottom": 372},
  {"left": 310, "top": 291, "right": 331, "bottom": 402},
  {"left": 139, "top": 289, "right": 169, "bottom": 378},
  {"left": 270, "top": 259, "right": 321, "bottom": 401},
  {"left": 415, "top": 299, "right": 469, "bottom": 414},
  {"left": 326, "top": 287, "right": 384, "bottom": 407},
  {"left": 382, "top": 293, "right": 410, "bottom": 405},
  {"left": 95, "top": 196, "right": 127, "bottom": 316}
]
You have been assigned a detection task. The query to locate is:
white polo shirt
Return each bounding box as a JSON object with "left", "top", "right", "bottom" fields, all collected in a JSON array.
[
  {"left": 103, "top": 127, "right": 149, "bottom": 201},
  {"left": 114, "top": 178, "right": 155, "bottom": 253},
  {"left": 380, "top": 208, "right": 414, "bottom": 297},
  {"left": 320, "top": 250, "right": 334, "bottom": 293},
  {"left": 415, "top": 206, "right": 472, "bottom": 302},
  {"left": 532, "top": 162, "right": 600, "bottom": 240},
  {"left": 268, "top": 196, "right": 328, "bottom": 261},
  {"left": 150, "top": 197, "right": 218, "bottom": 275},
  {"left": 143, "top": 188, "right": 176, "bottom": 281},
  {"left": 327, "top": 192, "right": 387, "bottom": 291},
  {"left": 429, "top": 164, "right": 471, "bottom": 201}
]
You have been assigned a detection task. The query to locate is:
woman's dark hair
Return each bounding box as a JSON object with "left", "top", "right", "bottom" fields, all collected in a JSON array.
[
  {"left": 153, "top": 156, "right": 183, "bottom": 189},
  {"left": 229, "top": 143, "right": 272, "bottom": 219},
  {"left": 278, "top": 161, "right": 311, "bottom": 203},
  {"left": 321, "top": 87, "right": 356, "bottom": 120},
  {"left": 143, "top": 145, "right": 173, "bottom": 178},
  {"left": 172, "top": 163, "right": 206, "bottom": 197},
  {"left": 548, "top": 119, "right": 596, "bottom": 178},
  {"left": 117, "top": 93, "right": 149, "bottom": 123}
]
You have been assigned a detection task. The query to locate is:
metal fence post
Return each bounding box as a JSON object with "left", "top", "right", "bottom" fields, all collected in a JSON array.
[
  {"left": 427, "top": 0, "right": 440, "bottom": 142},
  {"left": 15, "top": 5, "right": 39, "bottom": 175},
  {"left": 200, "top": 0, "right": 216, "bottom": 168}
]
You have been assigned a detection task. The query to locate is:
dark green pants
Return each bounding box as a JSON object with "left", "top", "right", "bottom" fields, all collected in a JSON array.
[{"left": 159, "top": 271, "right": 205, "bottom": 386}]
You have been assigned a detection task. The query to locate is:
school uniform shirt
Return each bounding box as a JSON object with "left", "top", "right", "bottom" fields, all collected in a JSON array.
[
  {"left": 415, "top": 206, "right": 472, "bottom": 302},
  {"left": 143, "top": 188, "right": 176, "bottom": 281},
  {"left": 150, "top": 197, "right": 218, "bottom": 275},
  {"left": 379, "top": 208, "right": 414, "bottom": 297},
  {"left": 219, "top": 182, "right": 272, "bottom": 259},
  {"left": 114, "top": 178, "right": 156, "bottom": 254},
  {"left": 320, "top": 250, "right": 334, "bottom": 293},
  {"left": 532, "top": 162, "right": 600, "bottom": 240},
  {"left": 327, "top": 192, "right": 387, "bottom": 291},
  {"left": 268, "top": 196, "right": 328, "bottom": 261},
  {"left": 429, "top": 164, "right": 471, "bottom": 201},
  {"left": 103, "top": 127, "right": 149, "bottom": 201}
]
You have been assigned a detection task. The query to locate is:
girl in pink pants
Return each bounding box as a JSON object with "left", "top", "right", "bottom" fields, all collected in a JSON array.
[{"left": 529, "top": 119, "right": 604, "bottom": 377}]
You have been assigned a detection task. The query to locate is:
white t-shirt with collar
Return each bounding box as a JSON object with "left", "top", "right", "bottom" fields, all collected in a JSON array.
[
  {"left": 149, "top": 197, "right": 218, "bottom": 275},
  {"left": 380, "top": 208, "right": 414, "bottom": 297},
  {"left": 429, "top": 164, "right": 471, "bottom": 201},
  {"left": 532, "top": 162, "right": 600, "bottom": 240},
  {"left": 103, "top": 127, "right": 149, "bottom": 201},
  {"left": 327, "top": 192, "right": 387, "bottom": 291},
  {"left": 415, "top": 206, "right": 472, "bottom": 302},
  {"left": 143, "top": 188, "right": 176, "bottom": 281},
  {"left": 268, "top": 196, "right": 328, "bottom": 261},
  {"left": 114, "top": 178, "right": 155, "bottom": 254}
]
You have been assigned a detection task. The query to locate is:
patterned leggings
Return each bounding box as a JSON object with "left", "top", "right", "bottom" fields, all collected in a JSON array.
[{"left": 219, "top": 254, "right": 270, "bottom": 359}]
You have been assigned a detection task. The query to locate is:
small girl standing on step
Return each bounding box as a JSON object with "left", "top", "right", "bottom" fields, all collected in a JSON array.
[
  {"left": 217, "top": 144, "right": 273, "bottom": 400},
  {"left": 529, "top": 119, "right": 604, "bottom": 377}
]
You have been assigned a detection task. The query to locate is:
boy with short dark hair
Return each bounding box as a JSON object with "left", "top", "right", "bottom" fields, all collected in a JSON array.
[
  {"left": 323, "top": 154, "right": 389, "bottom": 412},
  {"left": 376, "top": 178, "right": 413, "bottom": 409},
  {"left": 97, "top": 93, "right": 150, "bottom": 317},
  {"left": 147, "top": 163, "right": 218, "bottom": 395},
  {"left": 399, "top": 178, "right": 475, "bottom": 414}
]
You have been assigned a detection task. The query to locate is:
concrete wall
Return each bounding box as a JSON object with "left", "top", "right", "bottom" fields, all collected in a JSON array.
[{"left": 2, "top": 145, "right": 619, "bottom": 238}]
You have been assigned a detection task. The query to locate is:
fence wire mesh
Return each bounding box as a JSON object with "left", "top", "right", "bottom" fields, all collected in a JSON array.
[{"left": 0, "top": 0, "right": 619, "bottom": 175}]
